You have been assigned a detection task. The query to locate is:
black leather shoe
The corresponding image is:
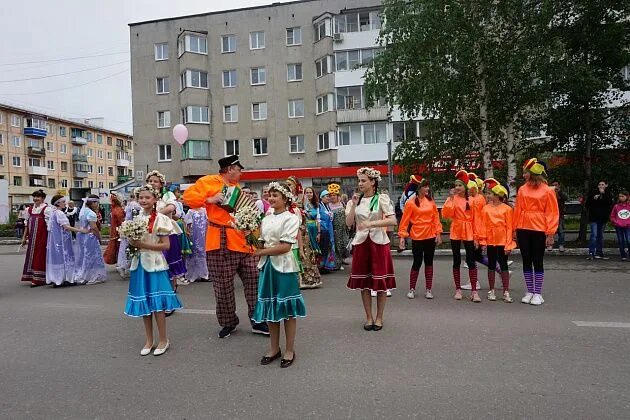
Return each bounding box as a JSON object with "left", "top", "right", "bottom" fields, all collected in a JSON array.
[
  {"left": 260, "top": 350, "right": 282, "bottom": 365},
  {"left": 363, "top": 323, "right": 374, "bottom": 331},
  {"left": 373, "top": 323, "right": 383, "bottom": 331},
  {"left": 280, "top": 354, "right": 295, "bottom": 368}
]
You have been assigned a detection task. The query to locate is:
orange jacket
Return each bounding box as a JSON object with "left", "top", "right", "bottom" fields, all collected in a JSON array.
[
  {"left": 398, "top": 197, "right": 442, "bottom": 240},
  {"left": 513, "top": 183, "right": 559, "bottom": 235},
  {"left": 441, "top": 195, "right": 475, "bottom": 241},
  {"left": 477, "top": 203, "right": 515, "bottom": 250},
  {"left": 470, "top": 193, "right": 486, "bottom": 236},
  {"left": 182, "top": 174, "right": 251, "bottom": 253}
]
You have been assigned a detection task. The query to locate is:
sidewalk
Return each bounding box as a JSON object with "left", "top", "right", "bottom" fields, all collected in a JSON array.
[{"left": 392, "top": 248, "right": 620, "bottom": 257}]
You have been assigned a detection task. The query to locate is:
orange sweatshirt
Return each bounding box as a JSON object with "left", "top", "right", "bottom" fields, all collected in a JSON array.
[
  {"left": 441, "top": 195, "right": 475, "bottom": 241},
  {"left": 470, "top": 193, "right": 486, "bottom": 236},
  {"left": 398, "top": 197, "right": 443, "bottom": 240},
  {"left": 513, "top": 183, "right": 559, "bottom": 235},
  {"left": 182, "top": 174, "right": 251, "bottom": 253},
  {"left": 477, "top": 203, "right": 515, "bottom": 250}
]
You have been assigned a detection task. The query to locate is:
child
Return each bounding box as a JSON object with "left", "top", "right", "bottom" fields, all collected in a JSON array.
[
  {"left": 46, "top": 195, "right": 87, "bottom": 287},
  {"left": 252, "top": 182, "right": 306, "bottom": 368},
  {"left": 477, "top": 179, "right": 515, "bottom": 302},
  {"left": 74, "top": 195, "right": 107, "bottom": 285},
  {"left": 124, "top": 184, "right": 183, "bottom": 356},
  {"left": 610, "top": 190, "right": 630, "bottom": 261},
  {"left": 184, "top": 206, "right": 210, "bottom": 282}
]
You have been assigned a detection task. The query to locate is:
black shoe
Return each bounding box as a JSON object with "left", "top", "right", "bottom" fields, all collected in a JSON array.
[
  {"left": 251, "top": 322, "right": 270, "bottom": 336},
  {"left": 260, "top": 350, "right": 282, "bottom": 365},
  {"left": 373, "top": 323, "right": 383, "bottom": 331},
  {"left": 218, "top": 326, "right": 236, "bottom": 338},
  {"left": 363, "top": 323, "right": 374, "bottom": 331},
  {"left": 280, "top": 354, "right": 295, "bottom": 368},
  {"left": 165, "top": 310, "right": 174, "bottom": 318}
]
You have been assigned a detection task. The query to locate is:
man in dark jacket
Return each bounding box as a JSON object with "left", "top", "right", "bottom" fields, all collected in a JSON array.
[{"left": 585, "top": 180, "right": 613, "bottom": 259}]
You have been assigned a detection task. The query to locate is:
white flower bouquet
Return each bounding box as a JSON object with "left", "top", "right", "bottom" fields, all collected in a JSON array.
[
  {"left": 233, "top": 205, "right": 262, "bottom": 248},
  {"left": 117, "top": 216, "right": 148, "bottom": 259}
]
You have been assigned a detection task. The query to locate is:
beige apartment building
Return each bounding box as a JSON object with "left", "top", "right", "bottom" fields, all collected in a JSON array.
[
  {"left": 129, "top": 0, "right": 419, "bottom": 193},
  {"left": 0, "top": 103, "right": 134, "bottom": 208}
]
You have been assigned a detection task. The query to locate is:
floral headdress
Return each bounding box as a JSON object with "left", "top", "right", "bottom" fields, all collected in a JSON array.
[
  {"left": 137, "top": 184, "right": 160, "bottom": 198},
  {"left": 286, "top": 176, "right": 303, "bottom": 195},
  {"left": 357, "top": 167, "right": 382, "bottom": 182},
  {"left": 268, "top": 182, "right": 293, "bottom": 203},
  {"left": 145, "top": 170, "right": 166, "bottom": 184}
]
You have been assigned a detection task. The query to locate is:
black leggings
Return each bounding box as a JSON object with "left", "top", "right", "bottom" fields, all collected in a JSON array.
[
  {"left": 451, "top": 240, "right": 476, "bottom": 269},
  {"left": 516, "top": 229, "right": 545, "bottom": 272},
  {"left": 486, "top": 245, "right": 508, "bottom": 272},
  {"left": 411, "top": 238, "right": 436, "bottom": 270}
]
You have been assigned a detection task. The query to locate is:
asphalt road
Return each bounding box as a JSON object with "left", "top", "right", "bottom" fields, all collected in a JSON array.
[{"left": 1, "top": 253, "right": 629, "bottom": 419}]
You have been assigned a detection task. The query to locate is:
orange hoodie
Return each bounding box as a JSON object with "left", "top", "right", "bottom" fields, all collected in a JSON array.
[
  {"left": 441, "top": 195, "right": 475, "bottom": 241},
  {"left": 477, "top": 203, "right": 515, "bottom": 250},
  {"left": 513, "top": 183, "right": 559, "bottom": 235},
  {"left": 398, "top": 196, "right": 443, "bottom": 240}
]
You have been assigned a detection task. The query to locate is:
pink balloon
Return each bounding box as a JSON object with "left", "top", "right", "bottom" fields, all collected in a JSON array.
[{"left": 173, "top": 124, "right": 188, "bottom": 145}]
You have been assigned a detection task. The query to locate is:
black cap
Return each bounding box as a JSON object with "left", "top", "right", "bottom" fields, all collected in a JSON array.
[{"left": 218, "top": 155, "right": 244, "bottom": 170}]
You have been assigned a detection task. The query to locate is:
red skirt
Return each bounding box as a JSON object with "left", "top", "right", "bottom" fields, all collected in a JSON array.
[{"left": 347, "top": 237, "right": 396, "bottom": 291}]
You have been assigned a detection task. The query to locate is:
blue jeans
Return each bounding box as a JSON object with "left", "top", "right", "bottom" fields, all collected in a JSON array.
[
  {"left": 589, "top": 222, "right": 606, "bottom": 256},
  {"left": 556, "top": 217, "right": 565, "bottom": 247},
  {"left": 615, "top": 227, "right": 630, "bottom": 258}
]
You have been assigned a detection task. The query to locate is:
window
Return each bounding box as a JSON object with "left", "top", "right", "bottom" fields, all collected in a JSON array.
[
  {"left": 61, "top": 179, "right": 68, "bottom": 188},
  {"left": 336, "top": 86, "right": 363, "bottom": 109},
  {"left": 88, "top": 181, "right": 94, "bottom": 188},
  {"left": 250, "top": 31, "right": 265, "bottom": 49},
  {"left": 336, "top": 49, "right": 376, "bottom": 71},
  {"left": 0, "top": 155, "right": 3, "bottom": 165},
  {"left": 88, "top": 164, "right": 94, "bottom": 174},
  {"left": 154, "top": 43, "right": 168, "bottom": 60},
  {"left": 225, "top": 139, "right": 239, "bottom": 156},
  {"left": 158, "top": 144, "right": 172, "bottom": 162},
  {"left": 107, "top": 151, "right": 113, "bottom": 160},
  {"left": 60, "top": 144, "right": 67, "bottom": 154},
  {"left": 74, "top": 180, "right": 83, "bottom": 188},
  {"left": 97, "top": 150, "right": 104, "bottom": 159},
  {"left": 46, "top": 142, "right": 54, "bottom": 152},
  {"left": 97, "top": 134, "right": 103, "bottom": 144},
  {"left": 363, "top": 123, "right": 387, "bottom": 144},
  {"left": 12, "top": 156, "right": 21, "bottom": 167},
  {"left": 0, "top": 134, "right": 2, "bottom": 145},
  {"left": 182, "top": 106, "right": 210, "bottom": 124},
  {"left": 182, "top": 140, "right": 211, "bottom": 160},
  {"left": 289, "top": 135, "right": 305, "bottom": 154},
  {"left": 48, "top": 178, "right": 55, "bottom": 189},
  {"left": 108, "top": 167, "right": 114, "bottom": 176},
  {"left": 250, "top": 67, "right": 266, "bottom": 85},
  {"left": 223, "top": 105, "right": 238, "bottom": 123},
  {"left": 178, "top": 34, "right": 207, "bottom": 55},
  {"left": 14, "top": 176, "right": 22, "bottom": 186},
  {"left": 127, "top": 141, "right": 133, "bottom": 150},
  {"left": 287, "top": 63, "right": 303, "bottom": 81},
  {"left": 286, "top": 27, "right": 302, "bottom": 45},
  {"left": 157, "top": 111, "right": 171, "bottom": 128},
  {"left": 180, "top": 69, "right": 208, "bottom": 89},
  {"left": 87, "top": 148, "right": 93, "bottom": 157},
  {"left": 288, "top": 99, "right": 305, "bottom": 118},
  {"left": 47, "top": 160, "right": 55, "bottom": 170},
  {"left": 221, "top": 35, "right": 236, "bottom": 53},
  {"left": 335, "top": 11, "right": 381, "bottom": 33},
  {"left": 222, "top": 70, "right": 237, "bottom": 88},
  {"left": 86, "top": 132, "right": 93, "bottom": 142},
  {"left": 0, "top": 113, "right": 3, "bottom": 124},
  {"left": 11, "top": 115, "right": 20, "bottom": 127},
  {"left": 315, "top": 19, "right": 329, "bottom": 42},
  {"left": 99, "top": 182, "right": 104, "bottom": 189},
  {"left": 61, "top": 162, "right": 68, "bottom": 172},
  {"left": 48, "top": 124, "right": 54, "bottom": 136},
  {"left": 28, "top": 138, "right": 41, "bottom": 148},
  {"left": 253, "top": 138, "right": 268, "bottom": 156},
  {"left": 318, "top": 133, "right": 332, "bottom": 151},
  {"left": 107, "top": 136, "right": 112, "bottom": 146},
  {"left": 156, "top": 77, "right": 169, "bottom": 94},
  {"left": 12, "top": 136, "right": 21, "bottom": 147},
  {"left": 251, "top": 103, "right": 267, "bottom": 120},
  {"left": 59, "top": 126, "right": 66, "bottom": 137},
  {"left": 98, "top": 166, "right": 104, "bottom": 175},
  {"left": 315, "top": 56, "right": 331, "bottom": 78},
  {"left": 317, "top": 94, "right": 332, "bottom": 114}
]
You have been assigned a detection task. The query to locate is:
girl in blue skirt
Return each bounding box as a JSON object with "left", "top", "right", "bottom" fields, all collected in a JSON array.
[
  {"left": 124, "top": 184, "right": 182, "bottom": 356},
  {"left": 252, "top": 182, "right": 306, "bottom": 368}
]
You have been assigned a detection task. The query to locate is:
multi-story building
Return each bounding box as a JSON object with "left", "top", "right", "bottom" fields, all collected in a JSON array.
[
  {"left": 0, "top": 102, "right": 134, "bottom": 208},
  {"left": 129, "top": 0, "right": 421, "bottom": 193}
]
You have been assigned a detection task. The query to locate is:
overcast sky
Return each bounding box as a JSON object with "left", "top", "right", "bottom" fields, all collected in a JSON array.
[{"left": 0, "top": 0, "right": 294, "bottom": 135}]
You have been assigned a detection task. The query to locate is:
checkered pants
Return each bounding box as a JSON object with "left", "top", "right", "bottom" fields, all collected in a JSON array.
[{"left": 206, "top": 229, "right": 258, "bottom": 328}]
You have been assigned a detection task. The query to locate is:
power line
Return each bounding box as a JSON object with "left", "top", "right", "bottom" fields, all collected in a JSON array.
[
  {"left": 0, "top": 51, "right": 129, "bottom": 67},
  {"left": 0, "top": 68, "right": 130, "bottom": 95},
  {"left": 0, "top": 60, "right": 129, "bottom": 83}
]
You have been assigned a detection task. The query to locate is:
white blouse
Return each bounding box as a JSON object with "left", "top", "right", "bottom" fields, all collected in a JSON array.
[
  {"left": 257, "top": 211, "right": 300, "bottom": 273},
  {"left": 130, "top": 213, "right": 174, "bottom": 272},
  {"left": 346, "top": 193, "right": 395, "bottom": 246},
  {"left": 25, "top": 204, "right": 53, "bottom": 227},
  {"left": 48, "top": 209, "right": 70, "bottom": 231},
  {"left": 157, "top": 191, "right": 183, "bottom": 234}
]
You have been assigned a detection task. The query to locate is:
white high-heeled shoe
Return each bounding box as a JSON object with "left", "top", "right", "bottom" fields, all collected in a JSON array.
[
  {"left": 140, "top": 345, "right": 154, "bottom": 356},
  {"left": 153, "top": 341, "right": 170, "bottom": 356}
]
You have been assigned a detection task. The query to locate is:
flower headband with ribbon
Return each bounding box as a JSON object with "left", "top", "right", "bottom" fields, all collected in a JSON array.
[
  {"left": 145, "top": 170, "right": 166, "bottom": 184},
  {"left": 357, "top": 167, "right": 382, "bottom": 181},
  {"left": 137, "top": 184, "right": 160, "bottom": 198}
]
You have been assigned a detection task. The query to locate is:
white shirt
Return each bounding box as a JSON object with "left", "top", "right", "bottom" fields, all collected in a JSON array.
[
  {"left": 257, "top": 211, "right": 300, "bottom": 273},
  {"left": 130, "top": 213, "right": 174, "bottom": 272},
  {"left": 157, "top": 191, "right": 183, "bottom": 234},
  {"left": 346, "top": 193, "right": 395, "bottom": 246},
  {"left": 25, "top": 203, "right": 53, "bottom": 227}
]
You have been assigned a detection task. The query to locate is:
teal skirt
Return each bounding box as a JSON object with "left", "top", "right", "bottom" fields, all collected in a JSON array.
[{"left": 252, "top": 260, "right": 307, "bottom": 323}]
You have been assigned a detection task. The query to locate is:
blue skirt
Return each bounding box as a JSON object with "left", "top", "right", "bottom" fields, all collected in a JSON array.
[
  {"left": 124, "top": 260, "right": 183, "bottom": 317},
  {"left": 252, "top": 260, "right": 307, "bottom": 323}
]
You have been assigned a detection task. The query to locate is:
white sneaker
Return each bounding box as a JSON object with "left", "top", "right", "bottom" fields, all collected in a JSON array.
[
  {"left": 370, "top": 290, "right": 377, "bottom": 297},
  {"left": 507, "top": 260, "right": 514, "bottom": 266},
  {"left": 461, "top": 283, "right": 472, "bottom": 290},
  {"left": 559, "top": 245, "right": 565, "bottom": 252},
  {"left": 475, "top": 281, "right": 481, "bottom": 290},
  {"left": 530, "top": 294, "right": 544, "bottom": 305},
  {"left": 406, "top": 289, "right": 416, "bottom": 299},
  {"left": 462, "top": 262, "right": 469, "bottom": 269},
  {"left": 503, "top": 291, "right": 514, "bottom": 303},
  {"left": 425, "top": 290, "right": 433, "bottom": 299},
  {"left": 487, "top": 290, "right": 497, "bottom": 301},
  {"left": 521, "top": 293, "right": 534, "bottom": 304},
  {"left": 386, "top": 290, "right": 392, "bottom": 297}
]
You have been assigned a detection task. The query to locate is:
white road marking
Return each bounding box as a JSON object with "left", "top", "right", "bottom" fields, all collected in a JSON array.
[{"left": 572, "top": 321, "right": 630, "bottom": 328}]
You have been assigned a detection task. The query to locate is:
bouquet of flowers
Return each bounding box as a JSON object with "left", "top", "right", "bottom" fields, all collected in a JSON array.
[
  {"left": 233, "top": 205, "right": 263, "bottom": 248},
  {"left": 117, "top": 216, "right": 148, "bottom": 259}
]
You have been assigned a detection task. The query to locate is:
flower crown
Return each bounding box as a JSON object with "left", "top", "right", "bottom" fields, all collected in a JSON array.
[
  {"left": 357, "top": 167, "right": 382, "bottom": 181},
  {"left": 268, "top": 182, "right": 293, "bottom": 202},
  {"left": 145, "top": 170, "right": 166, "bottom": 184},
  {"left": 137, "top": 184, "right": 160, "bottom": 198}
]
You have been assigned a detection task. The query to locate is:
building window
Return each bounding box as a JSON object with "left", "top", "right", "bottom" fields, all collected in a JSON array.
[
  {"left": 47, "top": 124, "right": 54, "bottom": 136},
  {"left": 289, "top": 135, "right": 305, "bottom": 154},
  {"left": 107, "top": 136, "right": 112, "bottom": 146},
  {"left": 158, "top": 145, "right": 172, "bottom": 162},
  {"left": 86, "top": 132, "right": 93, "bottom": 142},
  {"left": 127, "top": 141, "right": 132, "bottom": 150},
  {"left": 182, "top": 140, "right": 211, "bottom": 160},
  {"left": 88, "top": 181, "right": 94, "bottom": 188},
  {"left": 314, "top": 19, "right": 329, "bottom": 42},
  {"left": 61, "top": 161, "right": 68, "bottom": 171},
  {"left": 250, "top": 67, "right": 266, "bottom": 85},
  {"left": 182, "top": 106, "right": 210, "bottom": 124},
  {"left": 0, "top": 113, "right": 3, "bottom": 124},
  {"left": 14, "top": 176, "right": 22, "bottom": 186},
  {"left": 47, "top": 160, "right": 55, "bottom": 170},
  {"left": 222, "top": 70, "right": 237, "bottom": 88},
  {"left": 225, "top": 139, "right": 239, "bottom": 156},
  {"left": 251, "top": 102, "right": 268, "bottom": 120},
  {"left": 74, "top": 180, "right": 83, "bottom": 188},
  {"left": 11, "top": 115, "right": 20, "bottom": 127},
  {"left": 0, "top": 134, "right": 3, "bottom": 145},
  {"left": 334, "top": 11, "right": 381, "bottom": 33},
  {"left": 48, "top": 178, "right": 55, "bottom": 189},
  {"left": 253, "top": 138, "right": 268, "bottom": 156},
  {"left": 335, "top": 48, "right": 377, "bottom": 71},
  {"left": 154, "top": 43, "right": 168, "bottom": 60},
  {"left": 107, "top": 151, "right": 113, "bottom": 160},
  {"left": 317, "top": 94, "right": 333, "bottom": 114},
  {"left": 97, "top": 134, "right": 103, "bottom": 144},
  {"left": 287, "top": 63, "right": 303, "bottom": 82},
  {"left": 157, "top": 111, "right": 171, "bottom": 128},
  {"left": 315, "top": 56, "right": 331, "bottom": 78},
  {"left": 286, "top": 27, "right": 302, "bottom": 46},
  {"left": 0, "top": 155, "right": 3, "bottom": 165},
  {"left": 180, "top": 69, "right": 208, "bottom": 90},
  {"left": 288, "top": 99, "right": 305, "bottom": 118},
  {"left": 60, "top": 144, "right": 67, "bottom": 154},
  {"left": 108, "top": 167, "right": 114, "bottom": 176},
  {"left": 318, "top": 132, "right": 334, "bottom": 151},
  {"left": 97, "top": 150, "right": 104, "bottom": 159},
  {"left": 250, "top": 31, "right": 265, "bottom": 49},
  {"left": 87, "top": 148, "right": 93, "bottom": 157},
  {"left": 221, "top": 35, "right": 236, "bottom": 53},
  {"left": 223, "top": 105, "right": 238, "bottom": 123},
  {"left": 363, "top": 123, "right": 387, "bottom": 144},
  {"left": 46, "top": 142, "right": 54, "bottom": 152},
  {"left": 12, "top": 156, "right": 21, "bottom": 167},
  {"left": 156, "top": 77, "right": 169, "bottom": 94},
  {"left": 98, "top": 181, "right": 104, "bottom": 189},
  {"left": 12, "top": 136, "right": 21, "bottom": 147},
  {"left": 336, "top": 86, "right": 363, "bottom": 109},
  {"left": 60, "top": 179, "right": 68, "bottom": 188},
  {"left": 178, "top": 34, "right": 207, "bottom": 55},
  {"left": 59, "top": 126, "right": 67, "bottom": 137}
]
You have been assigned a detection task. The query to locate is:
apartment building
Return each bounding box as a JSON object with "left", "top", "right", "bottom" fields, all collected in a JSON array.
[
  {"left": 130, "top": 0, "right": 420, "bottom": 192},
  {"left": 0, "top": 103, "right": 134, "bottom": 207}
]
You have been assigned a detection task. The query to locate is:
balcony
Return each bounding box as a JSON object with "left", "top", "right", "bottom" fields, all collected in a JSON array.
[
  {"left": 73, "top": 170, "right": 88, "bottom": 178},
  {"left": 336, "top": 107, "right": 388, "bottom": 123},
  {"left": 72, "top": 153, "right": 88, "bottom": 162},
  {"left": 24, "top": 127, "right": 48, "bottom": 138},
  {"left": 337, "top": 143, "right": 389, "bottom": 164},
  {"left": 116, "top": 158, "right": 130, "bottom": 167},
  {"left": 72, "top": 136, "right": 88, "bottom": 145},
  {"left": 117, "top": 175, "right": 131, "bottom": 183},
  {"left": 28, "top": 166, "right": 48, "bottom": 176},
  {"left": 27, "top": 146, "right": 46, "bottom": 157}
]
